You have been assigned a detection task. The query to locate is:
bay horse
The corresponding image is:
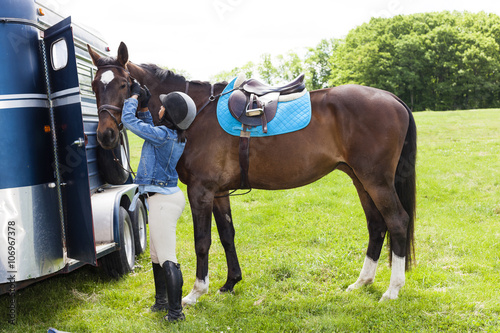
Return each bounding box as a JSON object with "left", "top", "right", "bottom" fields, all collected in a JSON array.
[{"left": 88, "top": 42, "right": 416, "bottom": 304}]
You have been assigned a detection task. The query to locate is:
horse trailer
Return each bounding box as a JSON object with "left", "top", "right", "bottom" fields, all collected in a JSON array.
[{"left": 0, "top": 0, "right": 147, "bottom": 294}]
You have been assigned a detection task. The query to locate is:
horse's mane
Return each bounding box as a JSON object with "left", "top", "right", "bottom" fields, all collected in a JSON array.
[
  {"left": 96, "top": 58, "right": 226, "bottom": 89},
  {"left": 138, "top": 63, "right": 227, "bottom": 89},
  {"left": 139, "top": 63, "right": 187, "bottom": 86}
]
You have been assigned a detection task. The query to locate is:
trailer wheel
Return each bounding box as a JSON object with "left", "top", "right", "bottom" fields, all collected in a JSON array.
[
  {"left": 97, "top": 130, "right": 131, "bottom": 185},
  {"left": 101, "top": 206, "right": 136, "bottom": 278},
  {"left": 130, "top": 198, "right": 148, "bottom": 255}
]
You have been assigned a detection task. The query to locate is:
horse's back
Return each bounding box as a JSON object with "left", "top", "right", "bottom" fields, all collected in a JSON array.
[
  {"left": 313, "top": 84, "right": 409, "bottom": 119},
  {"left": 312, "top": 84, "right": 410, "bottom": 141},
  {"left": 238, "top": 85, "right": 410, "bottom": 189},
  {"left": 310, "top": 84, "right": 411, "bottom": 178},
  {"left": 183, "top": 84, "right": 412, "bottom": 191}
]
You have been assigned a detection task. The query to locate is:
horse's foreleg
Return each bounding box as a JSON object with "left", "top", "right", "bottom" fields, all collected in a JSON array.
[
  {"left": 213, "top": 195, "right": 242, "bottom": 293},
  {"left": 182, "top": 187, "right": 214, "bottom": 306}
]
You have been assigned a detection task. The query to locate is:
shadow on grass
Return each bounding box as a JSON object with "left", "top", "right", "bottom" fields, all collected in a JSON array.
[{"left": 0, "top": 263, "right": 119, "bottom": 331}]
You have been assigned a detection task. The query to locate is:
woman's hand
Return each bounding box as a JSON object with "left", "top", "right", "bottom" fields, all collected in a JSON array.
[
  {"left": 130, "top": 80, "right": 141, "bottom": 98},
  {"left": 139, "top": 86, "right": 151, "bottom": 108}
]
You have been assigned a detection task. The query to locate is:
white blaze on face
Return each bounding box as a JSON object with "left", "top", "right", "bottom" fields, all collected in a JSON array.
[{"left": 100, "top": 70, "right": 115, "bottom": 89}]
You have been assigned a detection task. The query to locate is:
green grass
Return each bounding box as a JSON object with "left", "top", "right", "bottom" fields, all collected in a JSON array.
[{"left": 1, "top": 109, "right": 499, "bottom": 332}]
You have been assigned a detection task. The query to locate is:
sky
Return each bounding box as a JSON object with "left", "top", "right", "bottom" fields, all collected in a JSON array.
[{"left": 45, "top": 0, "right": 500, "bottom": 81}]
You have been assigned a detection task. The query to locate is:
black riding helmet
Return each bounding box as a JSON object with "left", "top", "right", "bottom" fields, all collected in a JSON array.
[{"left": 159, "top": 92, "right": 196, "bottom": 130}]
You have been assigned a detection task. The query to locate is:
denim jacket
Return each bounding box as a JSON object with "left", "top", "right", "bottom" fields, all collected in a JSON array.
[{"left": 121, "top": 98, "right": 185, "bottom": 188}]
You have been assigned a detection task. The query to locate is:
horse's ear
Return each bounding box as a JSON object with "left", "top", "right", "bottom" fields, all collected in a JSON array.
[
  {"left": 87, "top": 44, "right": 101, "bottom": 66},
  {"left": 117, "top": 42, "right": 129, "bottom": 67}
]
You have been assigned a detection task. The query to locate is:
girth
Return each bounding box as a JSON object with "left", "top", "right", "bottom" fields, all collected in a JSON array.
[
  {"left": 239, "top": 128, "right": 251, "bottom": 189},
  {"left": 229, "top": 73, "right": 307, "bottom": 190}
]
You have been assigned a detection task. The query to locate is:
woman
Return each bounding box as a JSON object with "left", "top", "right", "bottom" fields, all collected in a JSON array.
[{"left": 121, "top": 81, "right": 196, "bottom": 322}]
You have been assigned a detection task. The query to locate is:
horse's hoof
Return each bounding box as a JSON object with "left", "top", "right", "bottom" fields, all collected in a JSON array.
[
  {"left": 182, "top": 295, "right": 197, "bottom": 307},
  {"left": 218, "top": 286, "right": 235, "bottom": 294},
  {"left": 346, "top": 283, "right": 360, "bottom": 292},
  {"left": 379, "top": 291, "right": 398, "bottom": 302},
  {"left": 346, "top": 280, "right": 369, "bottom": 292},
  {"left": 218, "top": 276, "right": 241, "bottom": 294}
]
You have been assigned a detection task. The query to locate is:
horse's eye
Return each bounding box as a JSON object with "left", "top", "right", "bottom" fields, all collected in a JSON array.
[{"left": 121, "top": 84, "right": 127, "bottom": 89}]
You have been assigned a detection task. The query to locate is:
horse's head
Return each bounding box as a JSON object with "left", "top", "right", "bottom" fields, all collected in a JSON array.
[{"left": 87, "top": 42, "right": 133, "bottom": 149}]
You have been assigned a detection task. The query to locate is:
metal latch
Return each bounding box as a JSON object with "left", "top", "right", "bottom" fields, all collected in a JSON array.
[{"left": 72, "top": 137, "right": 85, "bottom": 147}]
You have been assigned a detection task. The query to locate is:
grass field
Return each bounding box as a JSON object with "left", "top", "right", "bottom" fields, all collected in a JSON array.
[{"left": 1, "top": 109, "right": 499, "bottom": 332}]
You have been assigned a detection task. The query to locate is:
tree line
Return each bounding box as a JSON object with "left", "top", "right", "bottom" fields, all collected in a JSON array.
[{"left": 211, "top": 11, "right": 500, "bottom": 111}]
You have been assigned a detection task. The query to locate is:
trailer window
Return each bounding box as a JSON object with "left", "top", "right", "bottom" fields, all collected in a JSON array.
[{"left": 51, "top": 38, "right": 68, "bottom": 71}]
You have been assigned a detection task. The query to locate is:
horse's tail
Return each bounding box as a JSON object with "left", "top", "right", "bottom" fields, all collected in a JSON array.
[{"left": 392, "top": 98, "right": 417, "bottom": 270}]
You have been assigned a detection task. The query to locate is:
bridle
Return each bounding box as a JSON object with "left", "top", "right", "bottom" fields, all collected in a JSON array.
[
  {"left": 94, "top": 64, "right": 135, "bottom": 131},
  {"left": 98, "top": 104, "right": 124, "bottom": 130},
  {"left": 94, "top": 64, "right": 136, "bottom": 175}
]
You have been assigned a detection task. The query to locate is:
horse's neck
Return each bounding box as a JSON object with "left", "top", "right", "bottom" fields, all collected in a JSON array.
[
  {"left": 128, "top": 63, "right": 204, "bottom": 99},
  {"left": 185, "top": 82, "right": 215, "bottom": 108},
  {"left": 128, "top": 63, "right": 224, "bottom": 116}
]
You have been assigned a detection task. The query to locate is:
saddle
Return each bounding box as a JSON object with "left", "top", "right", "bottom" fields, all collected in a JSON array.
[
  {"left": 223, "top": 74, "right": 308, "bottom": 191},
  {"left": 228, "top": 74, "right": 306, "bottom": 133}
]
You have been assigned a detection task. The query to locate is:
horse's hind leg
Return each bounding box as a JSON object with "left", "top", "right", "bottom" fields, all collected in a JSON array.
[
  {"left": 213, "top": 195, "right": 242, "bottom": 292},
  {"left": 339, "top": 165, "right": 387, "bottom": 291},
  {"left": 364, "top": 182, "right": 409, "bottom": 301}
]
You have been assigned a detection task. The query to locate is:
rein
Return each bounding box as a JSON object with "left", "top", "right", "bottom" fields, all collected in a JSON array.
[
  {"left": 185, "top": 81, "right": 239, "bottom": 115},
  {"left": 95, "top": 66, "right": 249, "bottom": 197},
  {"left": 112, "top": 131, "right": 136, "bottom": 178}
]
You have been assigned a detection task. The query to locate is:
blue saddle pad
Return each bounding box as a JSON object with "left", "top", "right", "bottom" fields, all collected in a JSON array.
[{"left": 216, "top": 77, "right": 311, "bottom": 137}]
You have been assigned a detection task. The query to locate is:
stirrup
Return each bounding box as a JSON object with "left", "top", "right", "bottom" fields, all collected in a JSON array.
[
  {"left": 246, "top": 93, "right": 264, "bottom": 117},
  {"left": 246, "top": 107, "right": 263, "bottom": 116}
]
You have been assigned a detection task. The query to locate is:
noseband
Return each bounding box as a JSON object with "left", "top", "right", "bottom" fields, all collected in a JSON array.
[
  {"left": 98, "top": 104, "right": 124, "bottom": 130},
  {"left": 95, "top": 64, "right": 135, "bottom": 131}
]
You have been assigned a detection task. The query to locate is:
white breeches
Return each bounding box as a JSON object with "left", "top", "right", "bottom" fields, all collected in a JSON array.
[{"left": 147, "top": 191, "right": 185, "bottom": 265}]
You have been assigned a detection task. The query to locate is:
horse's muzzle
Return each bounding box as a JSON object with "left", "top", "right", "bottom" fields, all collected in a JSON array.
[{"left": 97, "top": 128, "right": 120, "bottom": 150}]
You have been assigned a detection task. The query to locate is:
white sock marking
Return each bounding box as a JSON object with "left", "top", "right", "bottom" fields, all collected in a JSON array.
[
  {"left": 347, "top": 256, "right": 378, "bottom": 291},
  {"left": 182, "top": 275, "right": 209, "bottom": 306},
  {"left": 381, "top": 252, "right": 406, "bottom": 301}
]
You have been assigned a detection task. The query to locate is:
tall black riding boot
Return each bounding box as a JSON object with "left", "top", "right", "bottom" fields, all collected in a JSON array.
[
  {"left": 162, "top": 261, "right": 185, "bottom": 322},
  {"left": 150, "top": 263, "right": 168, "bottom": 312}
]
